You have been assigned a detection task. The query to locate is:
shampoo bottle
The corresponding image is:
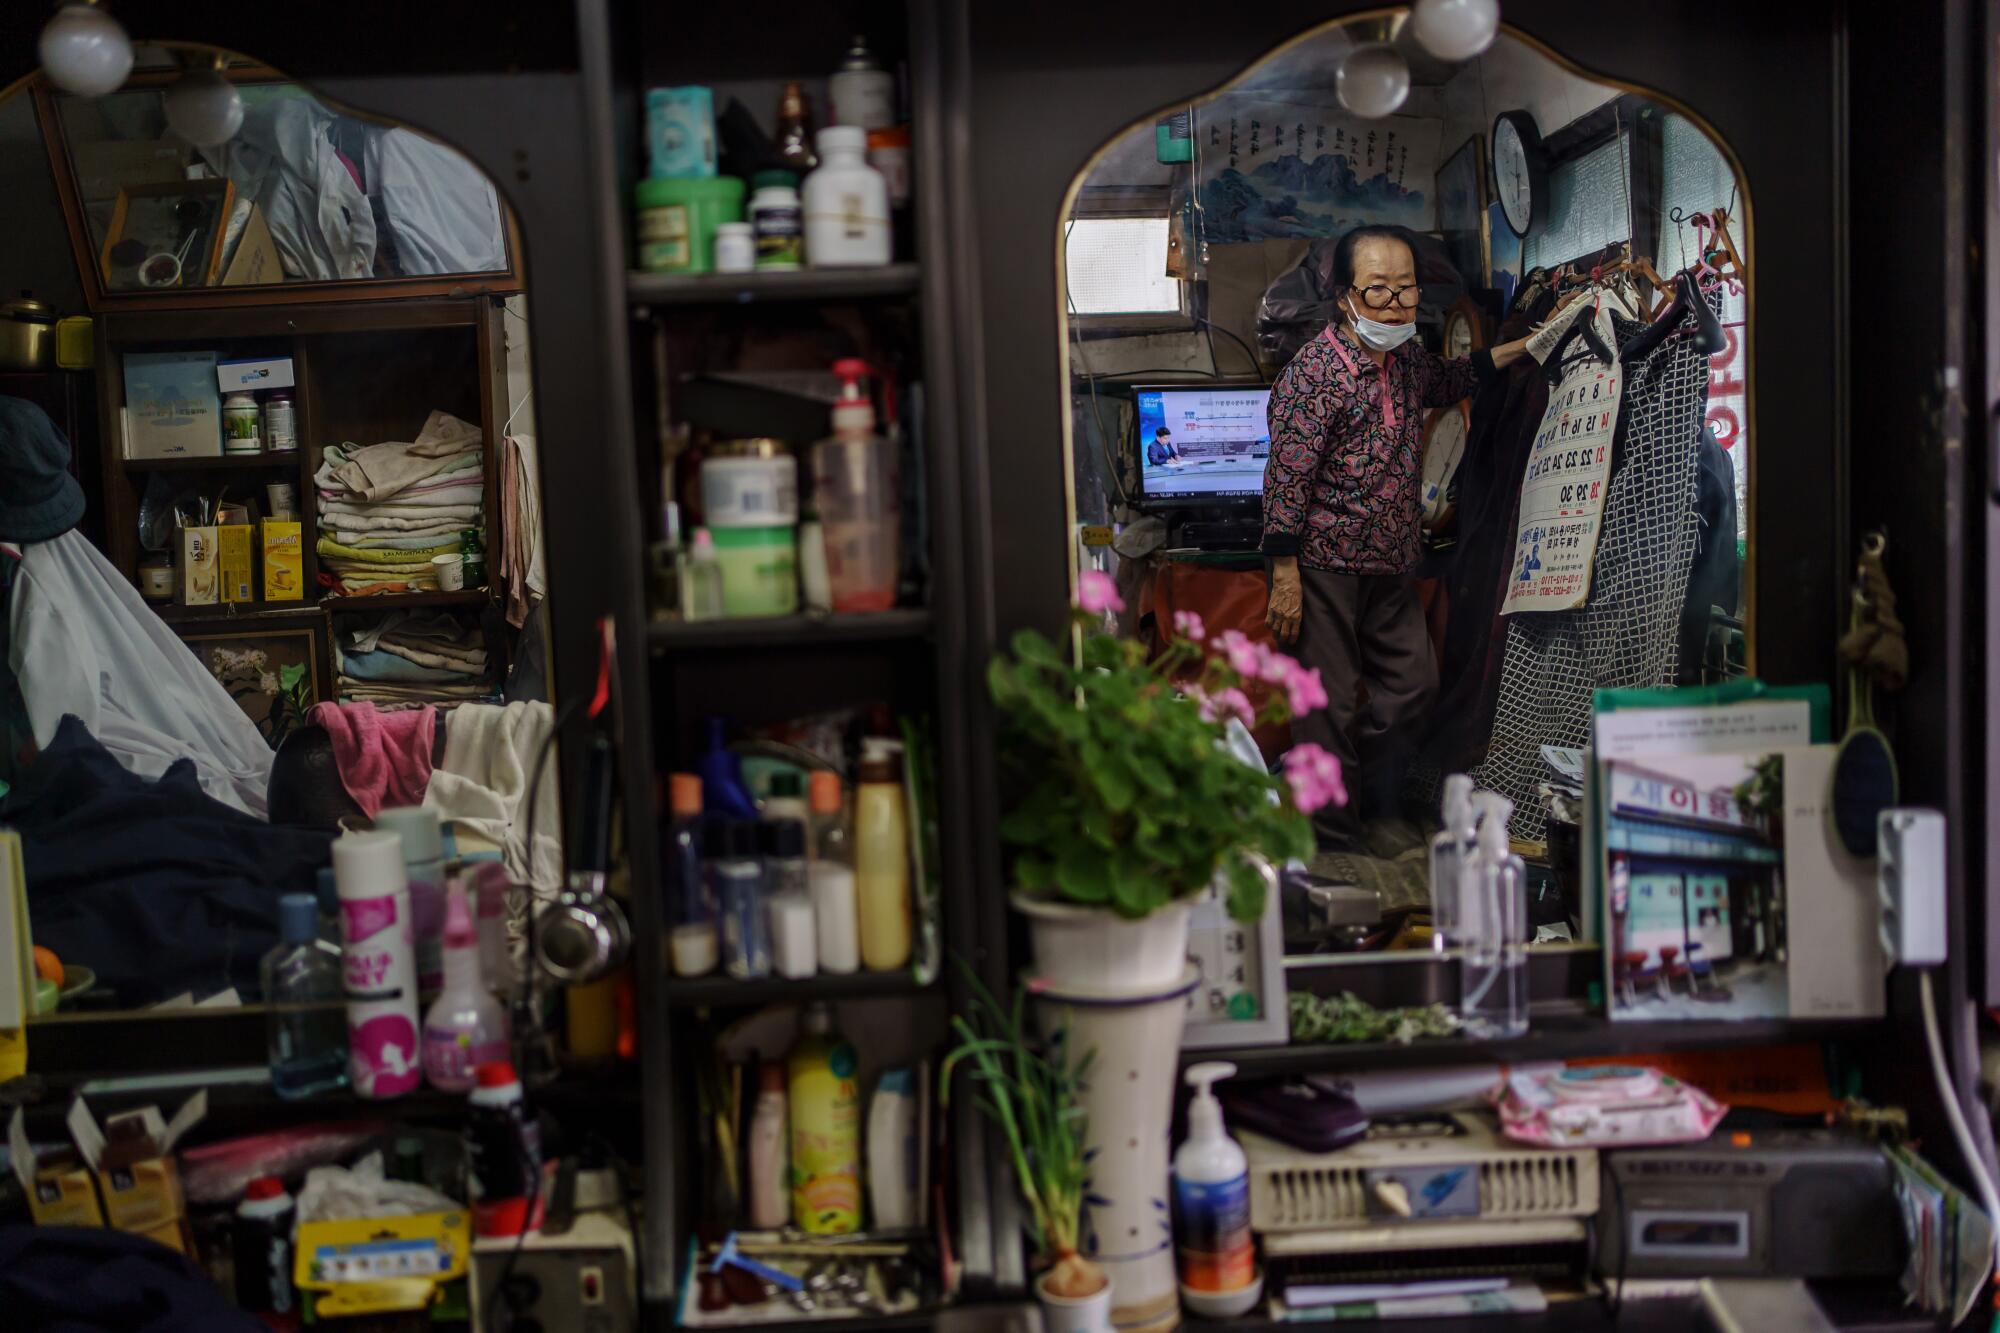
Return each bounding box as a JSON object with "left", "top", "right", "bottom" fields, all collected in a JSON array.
[
  {"left": 854, "top": 738, "right": 911, "bottom": 971},
  {"left": 1428, "top": 774, "right": 1476, "bottom": 952},
  {"left": 333, "top": 830, "right": 421, "bottom": 1099},
  {"left": 421, "top": 878, "right": 510, "bottom": 1092},
  {"left": 866, "top": 1067, "right": 920, "bottom": 1229},
  {"left": 748, "top": 1061, "right": 791, "bottom": 1229},
  {"left": 1460, "top": 793, "right": 1528, "bottom": 1038},
  {"left": 1174, "top": 1061, "right": 1260, "bottom": 1317},
  {"left": 788, "top": 1002, "right": 862, "bottom": 1233}
]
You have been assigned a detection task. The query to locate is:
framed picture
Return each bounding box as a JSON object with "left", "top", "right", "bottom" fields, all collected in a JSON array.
[
  {"left": 1434, "top": 135, "right": 1490, "bottom": 290},
  {"left": 99, "top": 178, "right": 236, "bottom": 292},
  {"left": 181, "top": 626, "right": 322, "bottom": 747}
]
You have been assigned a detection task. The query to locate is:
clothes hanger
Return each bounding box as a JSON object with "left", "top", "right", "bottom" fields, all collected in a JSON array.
[{"left": 1617, "top": 269, "right": 1726, "bottom": 365}]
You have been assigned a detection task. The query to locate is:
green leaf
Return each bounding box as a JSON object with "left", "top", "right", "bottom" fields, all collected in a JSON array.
[
  {"left": 1053, "top": 838, "right": 1112, "bottom": 904},
  {"left": 279, "top": 662, "right": 307, "bottom": 691},
  {"left": 1000, "top": 805, "right": 1050, "bottom": 844},
  {"left": 1011, "top": 629, "right": 1063, "bottom": 668},
  {"left": 1015, "top": 855, "right": 1053, "bottom": 891},
  {"left": 1224, "top": 855, "right": 1268, "bottom": 922}
]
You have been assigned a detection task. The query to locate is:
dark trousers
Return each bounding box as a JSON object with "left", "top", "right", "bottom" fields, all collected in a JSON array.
[{"left": 1289, "top": 569, "right": 1438, "bottom": 848}]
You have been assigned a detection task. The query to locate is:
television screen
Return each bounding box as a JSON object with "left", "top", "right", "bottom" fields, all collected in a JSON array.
[{"left": 1134, "top": 385, "right": 1272, "bottom": 503}]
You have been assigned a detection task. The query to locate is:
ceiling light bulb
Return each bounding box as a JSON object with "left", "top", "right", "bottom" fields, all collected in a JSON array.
[
  {"left": 164, "top": 65, "right": 244, "bottom": 147},
  {"left": 1337, "top": 44, "right": 1411, "bottom": 119},
  {"left": 1410, "top": 0, "right": 1501, "bottom": 62},
  {"left": 38, "top": 1, "right": 134, "bottom": 97}
]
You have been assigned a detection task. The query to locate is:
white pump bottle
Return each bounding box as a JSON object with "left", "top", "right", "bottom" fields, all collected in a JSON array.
[
  {"left": 1460, "top": 792, "right": 1528, "bottom": 1037},
  {"left": 1429, "top": 774, "right": 1476, "bottom": 952},
  {"left": 1174, "top": 1061, "right": 1261, "bottom": 1316}
]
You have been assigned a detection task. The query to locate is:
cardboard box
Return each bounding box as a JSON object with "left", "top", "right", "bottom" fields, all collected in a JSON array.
[
  {"left": 123, "top": 351, "right": 222, "bottom": 459},
  {"left": 217, "top": 524, "right": 255, "bottom": 603},
  {"left": 262, "top": 519, "right": 304, "bottom": 601},
  {"left": 216, "top": 350, "right": 295, "bottom": 392},
  {"left": 219, "top": 205, "right": 283, "bottom": 288},
  {"left": 8, "top": 1107, "right": 104, "bottom": 1228},
  {"left": 67, "top": 1092, "right": 206, "bottom": 1255},
  {"left": 175, "top": 526, "right": 219, "bottom": 606}
]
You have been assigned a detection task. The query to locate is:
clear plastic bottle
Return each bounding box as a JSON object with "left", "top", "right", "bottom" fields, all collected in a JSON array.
[
  {"left": 1427, "top": 774, "right": 1476, "bottom": 953},
  {"left": 681, "top": 527, "right": 726, "bottom": 621},
  {"left": 712, "top": 819, "right": 770, "bottom": 979},
  {"left": 763, "top": 819, "right": 816, "bottom": 978},
  {"left": 813, "top": 360, "right": 899, "bottom": 612},
  {"left": 809, "top": 771, "right": 860, "bottom": 974},
  {"left": 854, "top": 738, "right": 911, "bottom": 971},
  {"left": 262, "top": 893, "right": 348, "bottom": 1100},
  {"left": 665, "top": 773, "right": 718, "bottom": 977},
  {"left": 421, "top": 878, "right": 510, "bottom": 1092},
  {"left": 1460, "top": 793, "right": 1528, "bottom": 1038}
]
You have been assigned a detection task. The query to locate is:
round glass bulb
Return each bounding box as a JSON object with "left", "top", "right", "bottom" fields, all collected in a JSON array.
[
  {"left": 38, "top": 2, "right": 134, "bottom": 98},
  {"left": 1337, "top": 44, "right": 1411, "bottom": 119},
  {"left": 164, "top": 67, "right": 244, "bottom": 147},
  {"left": 1410, "top": 0, "right": 1501, "bottom": 62}
]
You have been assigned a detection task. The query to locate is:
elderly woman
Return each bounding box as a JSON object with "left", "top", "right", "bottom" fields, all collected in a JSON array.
[{"left": 1261, "top": 225, "right": 1538, "bottom": 848}]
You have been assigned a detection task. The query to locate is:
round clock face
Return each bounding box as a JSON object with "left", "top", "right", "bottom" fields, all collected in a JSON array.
[
  {"left": 1494, "top": 116, "right": 1536, "bottom": 236},
  {"left": 1422, "top": 408, "right": 1469, "bottom": 529},
  {"left": 1446, "top": 311, "right": 1475, "bottom": 359}
]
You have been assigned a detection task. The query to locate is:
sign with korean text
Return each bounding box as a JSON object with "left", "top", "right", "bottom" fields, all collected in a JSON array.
[
  {"left": 1609, "top": 765, "right": 1759, "bottom": 833},
  {"left": 1503, "top": 308, "right": 1623, "bottom": 613}
]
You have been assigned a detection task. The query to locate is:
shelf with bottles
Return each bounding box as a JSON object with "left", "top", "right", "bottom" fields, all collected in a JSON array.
[{"left": 628, "top": 263, "right": 920, "bottom": 308}]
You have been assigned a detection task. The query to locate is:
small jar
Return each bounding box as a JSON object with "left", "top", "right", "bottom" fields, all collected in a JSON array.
[
  {"left": 714, "top": 223, "right": 755, "bottom": 274},
  {"left": 263, "top": 390, "right": 297, "bottom": 452},
  {"left": 222, "top": 391, "right": 262, "bottom": 454},
  {"left": 749, "top": 171, "right": 803, "bottom": 271}
]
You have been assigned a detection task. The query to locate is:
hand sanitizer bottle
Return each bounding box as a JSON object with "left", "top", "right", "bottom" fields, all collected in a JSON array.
[
  {"left": 1460, "top": 793, "right": 1528, "bottom": 1038},
  {"left": 1174, "top": 1061, "right": 1261, "bottom": 1317},
  {"left": 1428, "top": 774, "right": 1476, "bottom": 952}
]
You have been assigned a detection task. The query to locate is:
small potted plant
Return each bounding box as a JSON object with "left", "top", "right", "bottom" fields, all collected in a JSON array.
[
  {"left": 942, "top": 975, "right": 1109, "bottom": 1333},
  {"left": 988, "top": 570, "right": 1344, "bottom": 990}
]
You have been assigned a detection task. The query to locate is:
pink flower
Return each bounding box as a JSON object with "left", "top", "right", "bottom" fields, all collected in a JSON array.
[
  {"left": 1285, "top": 665, "right": 1328, "bottom": 715},
  {"left": 1200, "top": 686, "right": 1255, "bottom": 728},
  {"left": 1215, "top": 628, "right": 1266, "bottom": 678},
  {"left": 1076, "top": 569, "right": 1125, "bottom": 615},
  {"left": 1257, "top": 650, "right": 1297, "bottom": 686},
  {"left": 1282, "top": 743, "right": 1348, "bottom": 814},
  {"left": 1172, "top": 610, "right": 1207, "bottom": 642}
]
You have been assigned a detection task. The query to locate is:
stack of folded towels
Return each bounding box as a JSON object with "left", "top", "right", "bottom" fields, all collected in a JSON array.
[
  {"left": 334, "top": 610, "right": 496, "bottom": 710},
  {"left": 316, "top": 410, "right": 484, "bottom": 595}
]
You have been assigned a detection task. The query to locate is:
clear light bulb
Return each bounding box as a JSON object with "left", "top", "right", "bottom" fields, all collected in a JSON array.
[
  {"left": 38, "top": 1, "right": 133, "bottom": 98},
  {"left": 1410, "top": 0, "right": 1501, "bottom": 62},
  {"left": 1336, "top": 44, "right": 1411, "bottom": 120},
  {"left": 165, "top": 65, "right": 244, "bottom": 147}
]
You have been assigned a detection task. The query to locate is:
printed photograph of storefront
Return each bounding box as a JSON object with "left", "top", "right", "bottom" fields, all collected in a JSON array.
[{"left": 1605, "top": 755, "right": 1787, "bottom": 1021}]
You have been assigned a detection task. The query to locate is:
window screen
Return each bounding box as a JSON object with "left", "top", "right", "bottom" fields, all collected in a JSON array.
[
  {"left": 1523, "top": 131, "right": 1633, "bottom": 271},
  {"left": 1063, "top": 216, "right": 1183, "bottom": 316}
]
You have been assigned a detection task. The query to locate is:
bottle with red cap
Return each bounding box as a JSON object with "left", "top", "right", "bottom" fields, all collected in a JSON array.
[
  {"left": 812, "top": 360, "right": 899, "bottom": 612},
  {"left": 233, "top": 1176, "right": 297, "bottom": 1330},
  {"left": 466, "top": 1060, "right": 545, "bottom": 1237}
]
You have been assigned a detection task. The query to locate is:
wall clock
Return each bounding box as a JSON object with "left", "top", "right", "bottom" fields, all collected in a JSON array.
[
  {"left": 1491, "top": 110, "right": 1550, "bottom": 238},
  {"left": 1421, "top": 404, "right": 1471, "bottom": 532}
]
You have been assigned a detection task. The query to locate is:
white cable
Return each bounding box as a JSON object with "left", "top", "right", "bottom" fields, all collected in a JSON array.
[{"left": 1919, "top": 967, "right": 2000, "bottom": 1275}]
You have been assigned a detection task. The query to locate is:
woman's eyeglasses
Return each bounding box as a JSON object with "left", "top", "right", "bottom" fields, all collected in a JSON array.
[{"left": 1356, "top": 284, "right": 1422, "bottom": 310}]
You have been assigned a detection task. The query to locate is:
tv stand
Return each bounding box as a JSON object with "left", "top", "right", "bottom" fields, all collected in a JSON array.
[{"left": 1177, "top": 517, "right": 1263, "bottom": 551}]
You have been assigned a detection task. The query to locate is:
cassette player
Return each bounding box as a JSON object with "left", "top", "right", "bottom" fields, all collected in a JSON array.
[{"left": 1596, "top": 1128, "right": 1904, "bottom": 1280}]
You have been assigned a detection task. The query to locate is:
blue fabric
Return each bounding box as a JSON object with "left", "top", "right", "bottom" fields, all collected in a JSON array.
[
  {"left": 2, "top": 716, "right": 333, "bottom": 1005},
  {"left": 0, "top": 1225, "right": 265, "bottom": 1331},
  {"left": 335, "top": 647, "right": 475, "bottom": 683}
]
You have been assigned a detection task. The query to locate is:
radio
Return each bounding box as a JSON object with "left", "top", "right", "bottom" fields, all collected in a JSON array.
[{"left": 1596, "top": 1129, "right": 1903, "bottom": 1280}]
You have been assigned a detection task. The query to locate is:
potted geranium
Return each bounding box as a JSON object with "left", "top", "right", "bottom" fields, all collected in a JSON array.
[{"left": 989, "top": 570, "right": 1345, "bottom": 991}]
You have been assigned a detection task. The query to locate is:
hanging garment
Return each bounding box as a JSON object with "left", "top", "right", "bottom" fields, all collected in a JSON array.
[
  {"left": 499, "top": 433, "right": 546, "bottom": 629},
  {"left": 1471, "top": 285, "right": 1723, "bottom": 837},
  {"left": 8, "top": 531, "right": 274, "bottom": 816},
  {"left": 1677, "top": 427, "right": 1741, "bottom": 684},
  {"left": 215, "top": 98, "right": 376, "bottom": 281},
  {"left": 363, "top": 125, "right": 509, "bottom": 275},
  {"left": 4, "top": 716, "right": 331, "bottom": 1005},
  {"left": 423, "top": 700, "right": 561, "bottom": 892},
  {"left": 306, "top": 700, "right": 435, "bottom": 819}
]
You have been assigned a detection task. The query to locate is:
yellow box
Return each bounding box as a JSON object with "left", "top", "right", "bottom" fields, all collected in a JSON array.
[
  {"left": 296, "top": 1210, "right": 470, "bottom": 1318},
  {"left": 174, "top": 525, "right": 218, "bottom": 606},
  {"left": 68, "top": 1093, "right": 204, "bottom": 1255},
  {"left": 217, "top": 524, "right": 255, "bottom": 604},
  {"left": 8, "top": 1107, "right": 104, "bottom": 1228},
  {"left": 262, "top": 519, "right": 304, "bottom": 601}
]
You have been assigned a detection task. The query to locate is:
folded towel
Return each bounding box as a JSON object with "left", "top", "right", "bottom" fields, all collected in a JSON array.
[
  {"left": 316, "top": 502, "right": 483, "bottom": 528},
  {"left": 375, "top": 640, "right": 488, "bottom": 673},
  {"left": 327, "top": 531, "right": 469, "bottom": 551},
  {"left": 338, "top": 647, "right": 484, "bottom": 683},
  {"left": 318, "top": 536, "right": 465, "bottom": 564},
  {"left": 320, "top": 411, "right": 484, "bottom": 500},
  {"left": 317, "top": 482, "right": 485, "bottom": 510}
]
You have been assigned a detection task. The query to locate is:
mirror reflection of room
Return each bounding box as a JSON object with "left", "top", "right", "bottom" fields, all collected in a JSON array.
[
  {"left": 0, "top": 45, "right": 557, "bottom": 1021},
  {"left": 1064, "top": 23, "right": 1749, "bottom": 954}
]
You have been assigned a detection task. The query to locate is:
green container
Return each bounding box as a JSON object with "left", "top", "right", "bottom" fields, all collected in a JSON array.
[
  {"left": 634, "top": 176, "right": 746, "bottom": 274},
  {"left": 711, "top": 524, "right": 798, "bottom": 618}
]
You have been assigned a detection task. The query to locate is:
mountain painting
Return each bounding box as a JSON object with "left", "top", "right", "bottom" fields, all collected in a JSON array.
[{"left": 1195, "top": 102, "right": 1440, "bottom": 244}]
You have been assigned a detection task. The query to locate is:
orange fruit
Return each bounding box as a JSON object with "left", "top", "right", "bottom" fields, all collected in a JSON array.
[{"left": 32, "top": 946, "right": 62, "bottom": 989}]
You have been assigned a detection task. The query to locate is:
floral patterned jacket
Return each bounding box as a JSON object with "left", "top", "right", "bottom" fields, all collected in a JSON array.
[{"left": 1260, "top": 322, "right": 1491, "bottom": 575}]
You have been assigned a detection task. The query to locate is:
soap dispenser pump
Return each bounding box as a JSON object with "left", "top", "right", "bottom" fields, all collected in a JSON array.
[
  {"left": 1174, "top": 1061, "right": 1261, "bottom": 1317},
  {"left": 1460, "top": 792, "right": 1528, "bottom": 1037}
]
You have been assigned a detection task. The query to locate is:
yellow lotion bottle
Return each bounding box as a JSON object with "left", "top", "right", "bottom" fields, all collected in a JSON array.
[
  {"left": 787, "top": 1002, "right": 861, "bottom": 1233},
  {"left": 854, "top": 738, "right": 911, "bottom": 970}
]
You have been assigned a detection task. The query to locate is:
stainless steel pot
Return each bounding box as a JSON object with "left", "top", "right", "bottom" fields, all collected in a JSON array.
[{"left": 0, "top": 295, "right": 55, "bottom": 371}]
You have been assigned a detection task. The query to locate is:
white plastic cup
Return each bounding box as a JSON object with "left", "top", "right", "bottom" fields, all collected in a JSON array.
[
  {"left": 432, "top": 553, "right": 465, "bottom": 591},
  {"left": 265, "top": 483, "right": 297, "bottom": 518}
]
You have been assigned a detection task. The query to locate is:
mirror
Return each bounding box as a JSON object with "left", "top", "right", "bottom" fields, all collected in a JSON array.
[
  {"left": 1060, "top": 23, "right": 1750, "bottom": 951},
  {"left": 2, "top": 44, "right": 556, "bottom": 1019},
  {"left": 35, "top": 55, "right": 516, "bottom": 306}
]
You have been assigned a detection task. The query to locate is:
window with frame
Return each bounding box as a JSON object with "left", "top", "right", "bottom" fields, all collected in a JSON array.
[{"left": 1062, "top": 213, "right": 1186, "bottom": 321}]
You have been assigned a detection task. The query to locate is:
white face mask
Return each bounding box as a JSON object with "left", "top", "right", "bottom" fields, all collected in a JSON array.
[{"left": 1345, "top": 294, "right": 1418, "bottom": 352}]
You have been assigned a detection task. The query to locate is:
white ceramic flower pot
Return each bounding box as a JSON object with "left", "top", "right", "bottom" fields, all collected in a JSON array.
[
  {"left": 1037, "top": 1270, "right": 1115, "bottom": 1333},
  {"left": 1012, "top": 893, "right": 1193, "bottom": 993},
  {"left": 1034, "top": 965, "right": 1200, "bottom": 1333}
]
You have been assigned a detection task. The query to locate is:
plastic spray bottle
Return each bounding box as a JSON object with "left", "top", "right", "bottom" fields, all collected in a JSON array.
[
  {"left": 421, "top": 878, "right": 510, "bottom": 1091},
  {"left": 1428, "top": 774, "right": 1476, "bottom": 953},
  {"left": 1174, "top": 1061, "right": 1260, "bottom": 1317},
  {"left": 1460, "top": 793, "right": 1528, "bottom": 1038}
]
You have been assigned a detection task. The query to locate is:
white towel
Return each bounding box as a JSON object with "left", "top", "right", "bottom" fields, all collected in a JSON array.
[{"left": 424, "top": 700, "right": 562, "bottom": 892}]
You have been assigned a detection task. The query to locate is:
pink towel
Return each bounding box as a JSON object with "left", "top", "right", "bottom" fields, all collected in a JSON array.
[{"left": 308, "top": 700, "right": 436, "bottom": 818}]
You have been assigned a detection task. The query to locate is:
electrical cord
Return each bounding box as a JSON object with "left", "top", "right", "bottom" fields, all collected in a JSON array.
[
  {"left": 1195, "top": 315, "right": 1266, "bottom": 383},
  {"left": 1919, "top": 969, "right": 2000, "bottom": 1279}
]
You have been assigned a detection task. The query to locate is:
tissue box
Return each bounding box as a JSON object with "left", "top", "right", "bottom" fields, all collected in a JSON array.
[
  {"left": 262, "top": 519, "right": 303, "bottom": 601},
  {"left": 217, "top": 524, "right": 255, "bottom": 603},
  {"left": 67, "top": 1092, "right": 206, "bottom": 1255},
  {"left": 216, "top": 353, "right": 294, "bottom": 392},
  {"left": 646, "top": 86, "right": 716, "bottom": 178},
  {"left": 7, "top": 1108, "right": 104, "bottom": 1228},
  {"left": 175, "top": 526, "right": 219, "bottom": 606}
]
